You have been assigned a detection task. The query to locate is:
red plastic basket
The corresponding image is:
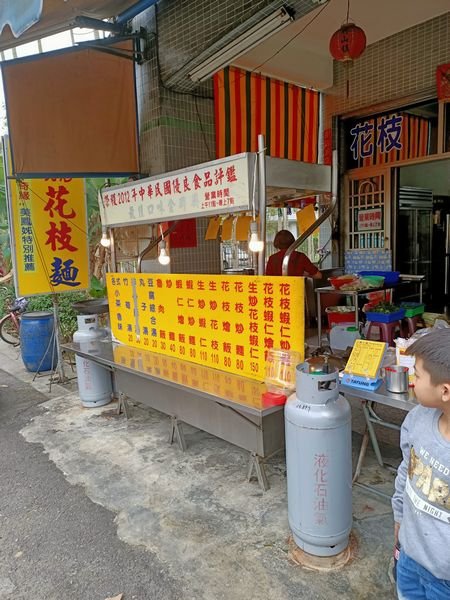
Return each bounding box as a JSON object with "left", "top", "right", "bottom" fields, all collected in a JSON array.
[
  {"left": 326, "top": 307, "right": 356, "bottom": 328},
  {"left": 328, "top": 275, "right": 357, "bottom": 290}
]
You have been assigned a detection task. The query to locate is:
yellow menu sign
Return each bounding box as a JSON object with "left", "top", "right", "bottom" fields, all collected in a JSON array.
[
  {"left": 8, "top": 177, "right": 89, "bottom": 296},
  {"left": 344, "top": 339, "right": 386, "bottom": 379},
  {"left": 113, "top": 344, "right": 267, "bottom": 410},
  {"left": 107, "top": 273, "right": 304, "bottom": 381}
]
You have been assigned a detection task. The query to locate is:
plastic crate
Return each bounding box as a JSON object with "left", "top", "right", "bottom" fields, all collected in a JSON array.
[
  {"left": 400, "top": 302, "right": 425, "bottom": 317},
  {"left": 325, "top": 307, "right": 356, "bottom": 328},
  {"left": 365, "top": 308, "right": 405, "bottom": 323},
  {"left": 358, "top": 270, "right": 400, "bottom": 285}
]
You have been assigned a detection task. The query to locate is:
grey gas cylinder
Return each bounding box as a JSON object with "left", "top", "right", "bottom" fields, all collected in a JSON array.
[
  {"left": 73, "top": 315, "right": 112, "bottom": 408},
  {"left": 285, "top": 361, "right": 352, "bottom": 557}
]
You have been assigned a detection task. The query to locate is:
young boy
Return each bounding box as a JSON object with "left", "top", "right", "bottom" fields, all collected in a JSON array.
[{"left": 392, "top": 328, "right": 450, "bottom": 599}]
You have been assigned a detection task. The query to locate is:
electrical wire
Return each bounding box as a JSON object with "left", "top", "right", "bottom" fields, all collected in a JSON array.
[
  {"left": 151, "top": 4, "right": 215, "bottom": 161},
  {"left": 24, "top": 181, "right": 90, "bottom": 237},
  {"left": 151, "top": 2, "right": 332, "bottom": 157},
  {"left": 249, "top": 1, "right": 332, "bottom": 76},
  {"left": 194, "top": 95, "right": 214, "bottom": 160}
]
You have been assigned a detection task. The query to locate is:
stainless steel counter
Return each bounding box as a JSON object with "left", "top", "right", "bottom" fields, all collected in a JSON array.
[
  {"left": 339, "top": 380, "right": 417, "bottom": 499},
  {"left": 340, "top": 381, "right": 417, "bottom": 412}
]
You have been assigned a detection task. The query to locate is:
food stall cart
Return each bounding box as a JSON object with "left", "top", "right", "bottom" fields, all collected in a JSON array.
[{"left": 64, "top": 142, "right": 331, "bottom": 490}]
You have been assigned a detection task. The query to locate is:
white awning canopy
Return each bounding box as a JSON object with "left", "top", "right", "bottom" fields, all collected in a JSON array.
[{"left": 0, "top": 0, "right": 138, "bottom": 51}]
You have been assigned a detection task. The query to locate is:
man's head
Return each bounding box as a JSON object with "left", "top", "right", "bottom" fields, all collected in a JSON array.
[
  {"left": 273, "top": 230, "right": 295, "bottom": 250},
  {"left": 407, "top": 329, "right": 450, "bottom": 408}
]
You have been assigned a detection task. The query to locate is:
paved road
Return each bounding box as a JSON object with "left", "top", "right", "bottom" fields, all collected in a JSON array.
[
  {"left": 0, "top": 368, "right": 182, "bottom": 600},
  {"left": 0, "top": 342, "right": 398, "bottom": 600}
]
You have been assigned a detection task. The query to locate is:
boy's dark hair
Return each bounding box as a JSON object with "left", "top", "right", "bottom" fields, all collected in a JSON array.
[
  {"left": 406, "top": 328, "right": 450, "bottom": 385},
  {"left": 274, "top": 230, "right": 295, "bottom": 250}
]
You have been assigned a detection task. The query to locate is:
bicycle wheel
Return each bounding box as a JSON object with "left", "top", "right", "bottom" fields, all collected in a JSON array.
[{"left": 0, "top": 313, "right": 20, "bottom": 345}]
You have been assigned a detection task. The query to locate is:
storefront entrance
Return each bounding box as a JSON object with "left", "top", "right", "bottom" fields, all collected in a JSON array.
[
  {"left": 397, "top": 158, "right": 450, "bottom": 311},
  {"left": 341, "top": 97, "right": 450, "bottom": 313}
]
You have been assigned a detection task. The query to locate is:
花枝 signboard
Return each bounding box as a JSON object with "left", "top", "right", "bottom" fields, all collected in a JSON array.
[
  {"left": 99, "top": 153, "right": 254, "bottom": 227},
  {"left": 8, "top": 177, "right": 89, "bottom": 296}
]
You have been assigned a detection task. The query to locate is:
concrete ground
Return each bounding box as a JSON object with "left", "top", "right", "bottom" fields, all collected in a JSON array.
[{"left": 0, "top": 340, "right": 402, "bottom": 600}]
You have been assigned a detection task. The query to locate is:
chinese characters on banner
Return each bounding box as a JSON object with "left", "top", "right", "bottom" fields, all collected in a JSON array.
[
  {"left": 350, "top": 114, "right": 403, "bottom": 162},
  {"left": 107, "top": 274, "right": 305, "bottom": 382},
  {"left": 357, "top": 208, "right": 382, "bottom": 231},
  {"left": 100, "top": 153, "right": 253, "bottom": 227},
  {"left": 346, "top": 111, "right": 431, "bottom": 169},
  {"left": 8, "top": 178, "right": 89, "bottom": 296}
]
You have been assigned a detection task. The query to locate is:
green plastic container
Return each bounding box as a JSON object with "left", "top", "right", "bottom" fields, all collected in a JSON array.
[
  {"left": 361, "top": 275, "right": 385, "bottom": 288},
  {"left": 400, "top": 302, "right": 425, "bottom": 318}
]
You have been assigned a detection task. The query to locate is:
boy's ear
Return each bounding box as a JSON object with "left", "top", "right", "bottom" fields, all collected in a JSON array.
[{"left": 441, "top": 383, "right": 450, "bottom": 403}]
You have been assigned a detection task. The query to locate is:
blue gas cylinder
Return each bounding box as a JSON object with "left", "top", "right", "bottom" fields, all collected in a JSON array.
[{"left": 20, "top": 311, "right": 57, "bottom": 372}]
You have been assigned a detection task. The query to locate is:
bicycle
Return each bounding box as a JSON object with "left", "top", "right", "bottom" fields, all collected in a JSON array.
[{"left": 0, "top": 297, "right": 28, "bottom": 345}]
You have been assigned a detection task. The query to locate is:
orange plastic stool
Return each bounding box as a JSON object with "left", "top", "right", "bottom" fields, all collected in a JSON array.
[{"left": 366, "top": 320, "right": 402, "bottom": 347}]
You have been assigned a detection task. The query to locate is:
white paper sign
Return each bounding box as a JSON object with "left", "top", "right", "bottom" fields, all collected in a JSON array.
[
  {"left": 358, "top": 208, "right": 382, "bottom": 231},
  {"left": 100, "top": 153, "right": 254, "bottom": 227}
]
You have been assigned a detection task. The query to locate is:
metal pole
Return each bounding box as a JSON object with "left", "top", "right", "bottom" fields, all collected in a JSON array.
[
  {"left": 257, "top": 134, "right": 267, "bottom": 276},
  {"left": 52, "top": 295, "right": 66, "bottom": 382},
  {"left": 282, "top": 149, "right": 338, "bottom": 276}
]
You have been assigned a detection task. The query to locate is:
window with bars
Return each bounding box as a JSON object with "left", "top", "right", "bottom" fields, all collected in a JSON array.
[{"left": 347, "top": 174, "right": 387, "bottom": 250}]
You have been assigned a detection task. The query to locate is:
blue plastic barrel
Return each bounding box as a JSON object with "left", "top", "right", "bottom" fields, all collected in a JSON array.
[{"left": 20, "top": 311, "right": 57, "bottom": 372}]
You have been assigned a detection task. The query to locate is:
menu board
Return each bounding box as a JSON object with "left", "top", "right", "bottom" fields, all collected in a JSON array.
[
  {"left": 107, "top": 273, "right": 304, "bottom": 381},
  {"left": 344, "top": 339, "right": 386, "bottom": 379}
]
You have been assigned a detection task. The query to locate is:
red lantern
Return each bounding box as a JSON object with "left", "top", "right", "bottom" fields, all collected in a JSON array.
[{"left": 329, "top": 23, "right": 366, "bottom": 62}]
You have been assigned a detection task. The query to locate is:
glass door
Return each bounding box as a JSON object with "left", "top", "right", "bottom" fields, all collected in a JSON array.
[
  {"left": 397, "top": 209, "right": 416, "bottom": 275},
  {"left": 416, "top": 208, "right": 432, "bottom": 290}
]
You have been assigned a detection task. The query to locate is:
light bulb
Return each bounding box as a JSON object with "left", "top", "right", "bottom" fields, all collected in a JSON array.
[
  {"left": 248, "top": 220, "right": 264, "bottom": 252},
  {"left": 158, "top": 241, "right": 171, "bottom": 265},
  {"left": 100, "top": 232, "right": 111, "bottom": 248}
]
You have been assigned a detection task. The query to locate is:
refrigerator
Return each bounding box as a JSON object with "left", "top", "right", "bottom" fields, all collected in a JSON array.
[
  {"left": 431, "top": 195, "right": 450, "bottom": 311},
  {"left": 396, "top": 187, "right": 433, "bottom": 295}
]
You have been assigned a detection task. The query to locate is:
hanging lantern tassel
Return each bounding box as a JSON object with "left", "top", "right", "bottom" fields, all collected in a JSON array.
[
  {"left": 345, "top": 61, "right": 351, "bottom": 99},
  {"left": 329, "top": 23, "right": 366, "bottom": 99}
]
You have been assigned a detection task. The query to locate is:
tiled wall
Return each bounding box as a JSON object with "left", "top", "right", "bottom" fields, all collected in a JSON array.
[
  {"left": 325, "top": 13, "right": 450, "bottom": 126},
  {"left": 156, "top": 0, "right": 320, "bottom": 90},
  {"left": 171, "top": 218, "right": 222, "bottom": 274},
  {"left": 135, "top": 1, "right": 319, "bottom": 177}
]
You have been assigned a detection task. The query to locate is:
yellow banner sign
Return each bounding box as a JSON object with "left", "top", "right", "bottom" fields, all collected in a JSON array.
[
  {"left": 113, "top": 344, "right": 267, "bottom": 410},
  {"left": 8, "top": 178, "right": 89, "bottom": 296},
  {"left": 107, "top": 273, "right": 304, "bottom": 381}
]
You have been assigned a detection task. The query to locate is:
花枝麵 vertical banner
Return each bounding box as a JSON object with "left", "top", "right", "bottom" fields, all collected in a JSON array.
[
  {"left": 107, "top": 273, "right": 304, "bottom": 382},
  {"left": 346, "top": 112, "right": 431, "bottom": 169},
  {"left": 8, "top": 177, "right": 89, "bottom": 296},
  {"left": 214, "top": 66, "right": 319, "bottom": 162}
]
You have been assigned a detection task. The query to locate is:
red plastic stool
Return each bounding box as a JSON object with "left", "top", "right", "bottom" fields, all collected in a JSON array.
[
  {"left": 366, "top": 320, "right": 402, "bottom": 347},
  {"left": 401, "top": 316, "right": 424, "bottom": 338}
]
